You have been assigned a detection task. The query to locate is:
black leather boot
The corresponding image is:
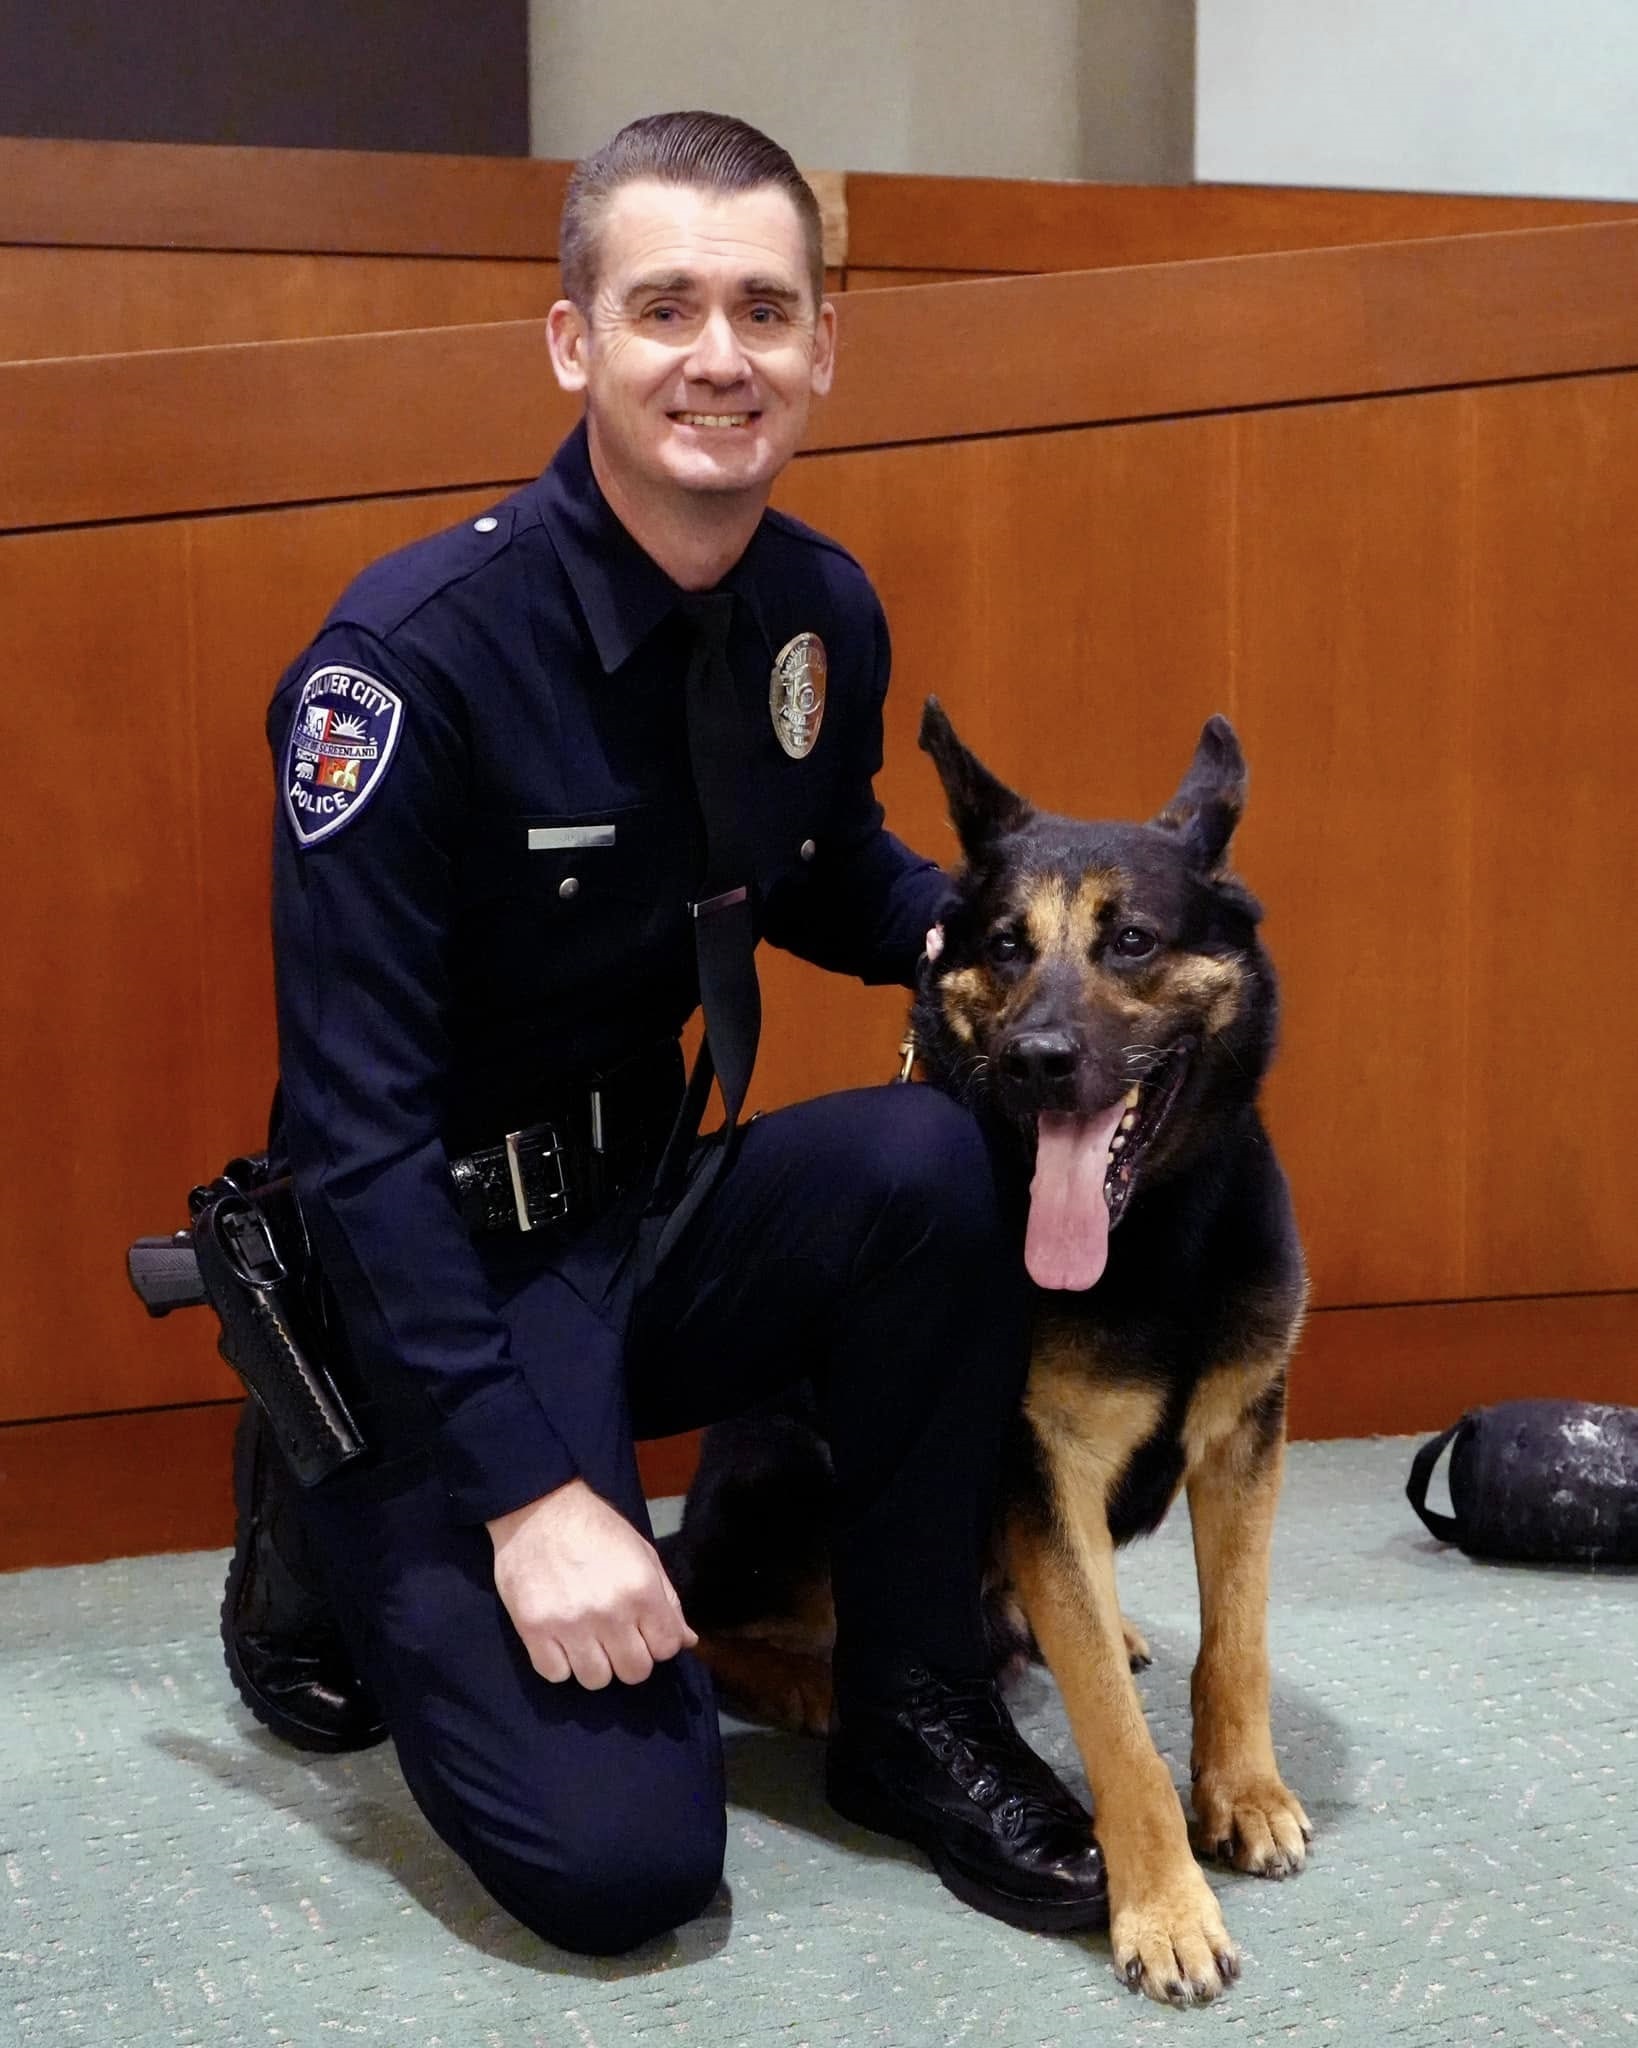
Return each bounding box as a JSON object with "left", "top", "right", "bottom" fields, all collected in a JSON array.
[
  {"left": 826, "top": 1662, "right": 1108, "bottom": 1933},
  {"left": 221, "top": 1399, "right": 387, "bottom": 1753}
]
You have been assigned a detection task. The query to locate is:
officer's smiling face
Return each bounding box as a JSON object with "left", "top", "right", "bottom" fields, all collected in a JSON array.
[{"left": 548, "top": 179, "right": 836, "bottom": 519}]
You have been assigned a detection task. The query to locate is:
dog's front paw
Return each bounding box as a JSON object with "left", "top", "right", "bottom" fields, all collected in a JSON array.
[
  {"left": 1190, "top": 1770, "right": 1311, "bottom": 1877},
  {"left": 1111, "top": 1866, "right": 1240, "bottom": 2007}
]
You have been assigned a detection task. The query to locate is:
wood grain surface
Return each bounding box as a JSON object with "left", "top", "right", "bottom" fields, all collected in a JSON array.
[
  {"left": 13, "top": 137, "right": 1616, "bottom": 274},
  {"left": 22, "top": 144, "right": 1614, "bottom": 364},
  {"left": 1287, "top": 1292, "right": 1638, "bottom": 1442},
  {"left": 0, "top": 1403, "right": 242, "bottom": 1570},
  {"left": 1464, "top": 376, "right": 1638, "bottom": 1298},
  {"left": 845, "top": 268, "right": 997, "bottom": 290},
  {"left": 1229, "top": 392, "right": 1478, "bottom": 1307},
  {"left": 2, "top": 221, "right": 1635, "bottom": 1555},
  {"left": 771, "top": 382, "right": 1638, "bottom": 1311},
  {"left": 5, "top": 359, "right": 1636, "bottom": 1431},
  {"left": 0, "top": 487, "right": 503, "bottom": 1425},
  {"left": 0, "top": 247, "right": 558, "bottom": 360},
  {"left": 0, "top": 139, "right": 846, "bottom": 268},
  {"left": 7, "top": 219, "right": 1637, "bottom": 533},
  {"left": 0, "top": 137, "right": 568, "bottom": 257},
  {"left": 846, "top": 172, "right": 1638, "bottom": 274}
]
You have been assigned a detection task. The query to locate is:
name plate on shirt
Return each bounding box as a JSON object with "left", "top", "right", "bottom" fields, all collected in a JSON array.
[{"left": 527, "top": 824, "right": 617, "bottom": 851}]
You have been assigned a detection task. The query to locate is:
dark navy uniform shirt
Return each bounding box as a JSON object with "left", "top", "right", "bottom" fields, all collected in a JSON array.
[{"left": 268, "top": 421, "right": 946, "bottom": 1524}]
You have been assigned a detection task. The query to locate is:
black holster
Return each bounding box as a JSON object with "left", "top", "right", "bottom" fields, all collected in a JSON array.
[
  {"left": 1407, "top": 1399, "right": 1638, "bottom": 1565},
  {"left": 129, "top": 1155, "right": 366, "bottom": 1487}
]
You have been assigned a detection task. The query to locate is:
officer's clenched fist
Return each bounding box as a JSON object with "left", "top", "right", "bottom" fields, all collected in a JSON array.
[{"left": 487, "top": 1479, "right": 698, "bottom": 1689}]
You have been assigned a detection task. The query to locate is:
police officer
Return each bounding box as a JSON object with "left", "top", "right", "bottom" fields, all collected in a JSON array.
[{"left": 230, "top": 110, "right": 1108, "bottom": 1953}]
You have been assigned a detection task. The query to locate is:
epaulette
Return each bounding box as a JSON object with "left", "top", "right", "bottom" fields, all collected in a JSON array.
[{"left": 326, "top": 499, "right": 524, "bottom": 642}]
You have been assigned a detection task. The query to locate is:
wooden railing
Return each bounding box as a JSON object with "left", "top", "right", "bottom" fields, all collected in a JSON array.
[{"left": 3, "top": 133, "right": 1629, "bottom": 358}]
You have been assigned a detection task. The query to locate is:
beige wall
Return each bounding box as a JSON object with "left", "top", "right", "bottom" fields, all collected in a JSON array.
[{"left": 528, "top": 0, "right": 1194, "bottom": 182}]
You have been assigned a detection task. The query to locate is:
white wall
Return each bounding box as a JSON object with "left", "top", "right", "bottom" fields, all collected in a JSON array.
[
  {"left": 528, "top": 0, "right": 1195, "bottom": 183},
  {"left": 1196, "top": 0, "right": 1638, "bottom": 199}
]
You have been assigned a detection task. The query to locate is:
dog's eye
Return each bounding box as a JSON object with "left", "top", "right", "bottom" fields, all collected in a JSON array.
[
  {"left": 1113, "top": 927, "right": 1158, "bottom": 959},
  {"left": 987, "top": 931, "right": 1022, "bottom": 965}
]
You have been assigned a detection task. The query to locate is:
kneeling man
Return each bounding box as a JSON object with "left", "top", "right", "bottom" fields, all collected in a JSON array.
[{"left": 228, "top": 108, "right": 1107, "bottom": 1953}]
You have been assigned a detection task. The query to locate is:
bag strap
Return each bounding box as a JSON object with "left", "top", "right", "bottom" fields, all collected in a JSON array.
[{"left": 1405, "top": 1419, "right": 1465, "bottom": 1543}]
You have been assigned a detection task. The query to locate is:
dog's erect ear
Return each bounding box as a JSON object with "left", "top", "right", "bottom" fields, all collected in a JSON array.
[
  {"left": 1151, "top": 715, "right": 1247, "bottom": 874},
  {"left": 919, "top": 697, "right": 1033, "bottom": 859}
]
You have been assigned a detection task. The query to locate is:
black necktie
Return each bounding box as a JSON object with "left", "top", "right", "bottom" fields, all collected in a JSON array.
[{"left": 645, "top": 592, "right": 763, "bottom": 1266}]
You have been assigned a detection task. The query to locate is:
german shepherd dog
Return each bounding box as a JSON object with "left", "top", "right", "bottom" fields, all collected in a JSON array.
[{"left": 665, "top": 701, "right": 1311, "bottom": 2005}]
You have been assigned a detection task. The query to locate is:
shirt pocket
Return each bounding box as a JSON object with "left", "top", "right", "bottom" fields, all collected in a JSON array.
[{"left": 463, "top": 804, "right": 694, "bottom": 981}]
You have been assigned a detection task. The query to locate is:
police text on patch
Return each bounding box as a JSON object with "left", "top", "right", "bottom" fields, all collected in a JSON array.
[{"left": 283, "top": 665, "right": 405, "bottom": 847}]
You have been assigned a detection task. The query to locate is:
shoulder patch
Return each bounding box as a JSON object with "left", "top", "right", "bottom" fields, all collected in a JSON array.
[{"left": 282, "top": 665, "right": 404, "bottom": 847}]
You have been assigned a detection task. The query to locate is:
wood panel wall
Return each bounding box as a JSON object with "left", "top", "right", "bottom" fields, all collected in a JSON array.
[
  {"left": 3, "top": 221, "right": 1636, "bottom": 1564},
  {"left": 0, "top": 139, "right": 842, "bottom": 361},
  {"left": 0, "top": 139, "right": 566, "bottom": 254},
  {"left": 11, "top": 221, "right": 1638, "bottom": 536},
  {"left": 769, "top": 379, "right": 1638, "bottom": 1311},
  {"left": 842, "top": 172, "right": 1638, "bottom": 283},
  {"left": 5, "top": 136, "right": 1633, "bottom": 359},
  {"left": 0, "top": 248, "right": 561, "bottom": 358}
]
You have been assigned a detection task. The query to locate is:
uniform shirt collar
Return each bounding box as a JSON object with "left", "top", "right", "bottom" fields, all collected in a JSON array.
[{"left": 536, "top": 420, "right": 773, "bottom": 675}]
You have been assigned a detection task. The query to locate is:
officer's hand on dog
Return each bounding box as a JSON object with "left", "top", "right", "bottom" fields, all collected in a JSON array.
[{"left": 487, "top": 1479, "right": 699, "bottom": 1689}]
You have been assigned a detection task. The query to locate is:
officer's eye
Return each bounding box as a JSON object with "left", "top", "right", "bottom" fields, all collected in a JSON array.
[
  {"left": 1112, "top": 927, "right": 1158, "bottom": 960},
  {"left": 746, "top": 302, "right": 786, "bottom": 326},
  {"left": 987, "top": 930, "right": 1024, "bottom": 966}
]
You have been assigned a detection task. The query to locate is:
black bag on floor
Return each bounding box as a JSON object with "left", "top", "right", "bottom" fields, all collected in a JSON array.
[{"left": 1407, "top": 1399, "right": 1638, "bottom": 1565}]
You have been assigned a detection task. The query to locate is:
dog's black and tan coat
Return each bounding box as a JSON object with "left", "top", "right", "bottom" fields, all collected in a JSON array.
[{"left": 667, "top": 702, "right": 1311, "bottom": 2005}]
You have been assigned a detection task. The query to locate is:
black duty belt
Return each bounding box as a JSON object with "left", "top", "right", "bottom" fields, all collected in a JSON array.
[{"left": 449, "top": 1040, "right": 686, "bottom": 1236}]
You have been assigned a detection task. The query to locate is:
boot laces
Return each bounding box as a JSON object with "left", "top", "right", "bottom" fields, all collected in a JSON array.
[{"left": 903, "top": 1673, "right": 1085, "bottom": 1835}]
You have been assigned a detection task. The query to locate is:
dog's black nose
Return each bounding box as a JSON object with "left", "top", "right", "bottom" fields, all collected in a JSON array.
[{"left": 999, "top": 1032, "right": 1079, "bottom": 1088}]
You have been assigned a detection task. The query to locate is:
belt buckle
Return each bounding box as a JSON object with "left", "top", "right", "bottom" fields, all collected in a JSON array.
[{"left": 503, "top": 1123, "right": 569, "bottom": 1233}]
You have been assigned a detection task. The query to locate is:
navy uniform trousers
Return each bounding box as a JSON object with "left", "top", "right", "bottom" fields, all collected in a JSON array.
[{"left": 298, "top": 1081, "right": 1032, "bottom": 1955}]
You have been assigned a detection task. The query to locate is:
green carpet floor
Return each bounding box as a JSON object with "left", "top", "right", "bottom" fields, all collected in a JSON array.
[{"left": 3, "top": 1437, "right": 1634, "bottom": 2047}]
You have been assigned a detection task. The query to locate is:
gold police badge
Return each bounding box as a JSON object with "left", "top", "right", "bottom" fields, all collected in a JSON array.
[{"left": 769, "top": 632, "right": 827, "bottom": 760}]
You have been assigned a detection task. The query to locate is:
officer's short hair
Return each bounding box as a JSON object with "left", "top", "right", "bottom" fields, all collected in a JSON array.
[{"left": 561, "top": 110, "right": 825, "bottom": 317}]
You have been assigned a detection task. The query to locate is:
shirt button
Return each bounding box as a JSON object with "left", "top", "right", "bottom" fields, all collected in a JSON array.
[
  {"left": 558, "top": 875, "right": 579, "bottom": 899},
  {"left": 473, "top": 516, "right": 498, "bottom": 533},
  {"left": 799, "top": 838, "right": 817, "bottom": 862}
]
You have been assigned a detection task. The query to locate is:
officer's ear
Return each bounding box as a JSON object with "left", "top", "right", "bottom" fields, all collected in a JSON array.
[
  {"left": 546, "top": 299, "right": 590, "bottom": 394},
  {"left": 809, "top": 298, "right": 837, "bottom": 398}
]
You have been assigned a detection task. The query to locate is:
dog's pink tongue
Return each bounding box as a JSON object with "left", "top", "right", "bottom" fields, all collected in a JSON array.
[{"left": 1026, "top": 1102, "right": 1125, "bottom": 1290}]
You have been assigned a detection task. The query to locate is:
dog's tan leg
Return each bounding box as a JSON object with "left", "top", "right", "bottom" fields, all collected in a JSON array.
[
  {"left": 1186, "top": 1413, "right": 1312, "bottom": 1876},
  {"left": 1009, "top": 1496, "right": 1239, "bottom": 2006}
]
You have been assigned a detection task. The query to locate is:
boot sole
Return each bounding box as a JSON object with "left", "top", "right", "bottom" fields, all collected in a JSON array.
[
  {"left": 221, "top": 1403, "right": 386, "bottom": 1755},
  {"left": 826, "top": 1762, "right": 1110, "bottom": 1935}
]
